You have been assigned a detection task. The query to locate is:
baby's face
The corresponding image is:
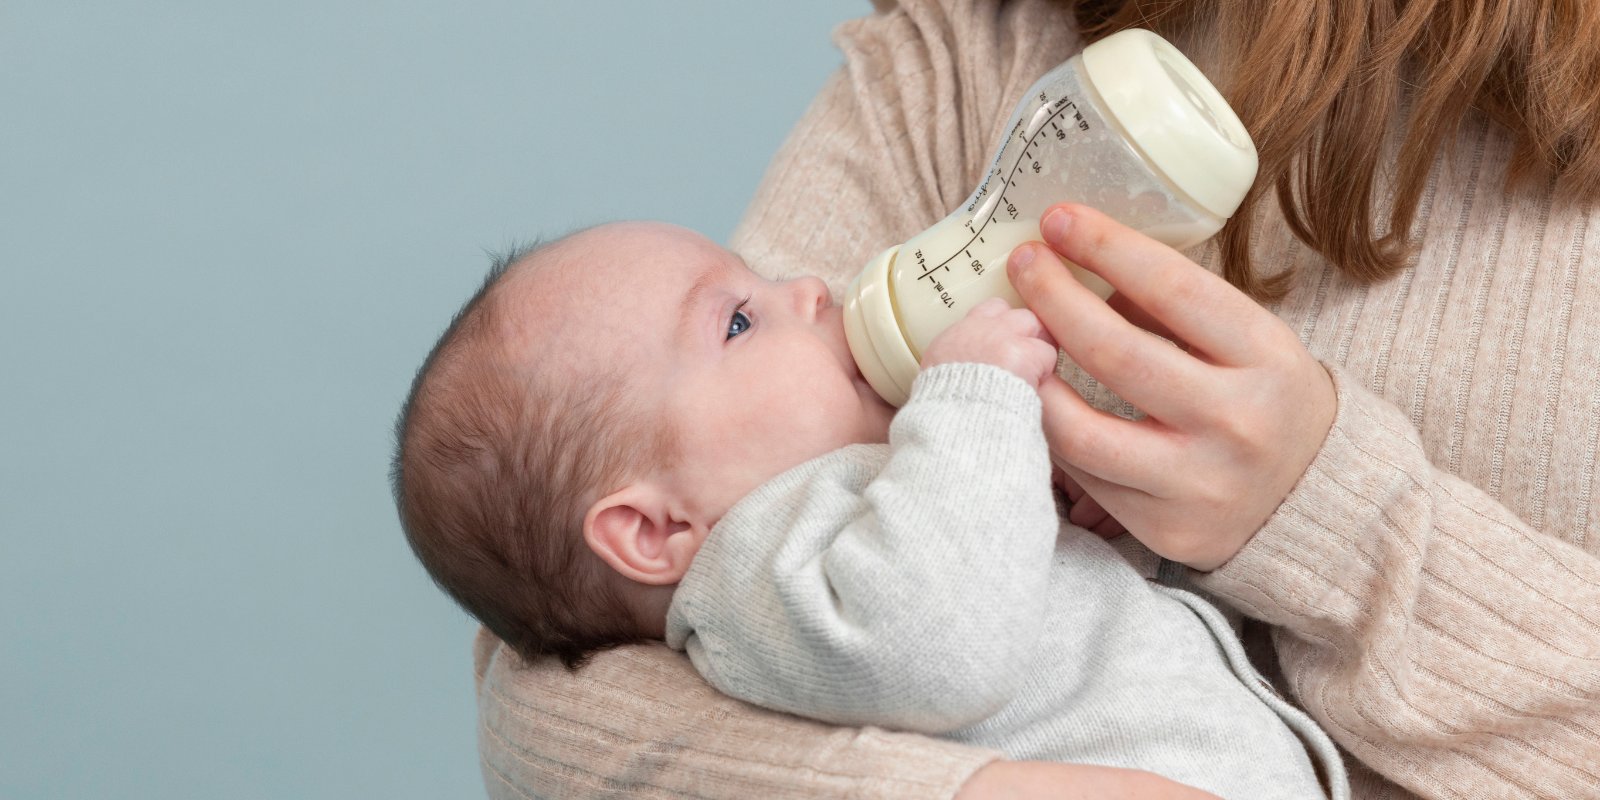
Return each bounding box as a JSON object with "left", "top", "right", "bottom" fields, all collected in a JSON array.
[{"left": 507, "top": 221, "right": 896, "bottom": 526}]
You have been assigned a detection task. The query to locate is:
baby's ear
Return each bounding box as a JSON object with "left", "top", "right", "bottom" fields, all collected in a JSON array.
[{"left": 584, "top": 484, "right": 700, "bottom": 585}]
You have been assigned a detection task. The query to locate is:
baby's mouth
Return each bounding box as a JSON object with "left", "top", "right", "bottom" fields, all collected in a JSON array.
[
  {"left": 828, "top": 309, "right": 885, "bottom": 404},
  {"left": 846, "top": 351, "right": 871, "bottom": 390},
  {"left": 846, "top": 350, "right": 894, "bottom": 408}
]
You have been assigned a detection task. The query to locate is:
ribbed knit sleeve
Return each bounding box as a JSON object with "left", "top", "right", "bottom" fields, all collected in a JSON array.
[
  {"left": 474, "top": 630, "right": 1002, "bottom": 800},
  {"left": 1195, "top": 364, "right": 1600, "bottom": 798}
]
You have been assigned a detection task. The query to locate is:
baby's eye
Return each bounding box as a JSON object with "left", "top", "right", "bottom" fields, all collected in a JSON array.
[{"left": 726, "top": 308, "right": 752, "bottom": 340}]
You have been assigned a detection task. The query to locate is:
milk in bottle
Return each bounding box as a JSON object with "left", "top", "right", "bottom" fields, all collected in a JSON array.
[{"left": 842, "top": 28, "right": 1258, "bottom": 406}]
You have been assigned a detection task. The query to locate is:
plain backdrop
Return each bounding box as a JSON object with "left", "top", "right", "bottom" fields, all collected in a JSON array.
[{"left": 0, "top": 2, "right": 869, "bottom": 797}]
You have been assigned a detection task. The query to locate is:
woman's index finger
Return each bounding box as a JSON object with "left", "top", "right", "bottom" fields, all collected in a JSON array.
[
  {"left": 1007, "top": 242, "right": 1212, "bottom": 425},
  {"left": 1038, "top": 203, "right": 1268, "bottom": 366}
]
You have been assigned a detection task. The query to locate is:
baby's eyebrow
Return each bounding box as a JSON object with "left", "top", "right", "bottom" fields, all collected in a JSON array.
[{"left": 676, "top": 267, "right": 721, "bottom": 342}]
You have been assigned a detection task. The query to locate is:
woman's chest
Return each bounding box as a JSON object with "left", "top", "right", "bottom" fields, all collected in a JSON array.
[{"left": 1265, "top": 117, "right": 1599, "bottom": 553}]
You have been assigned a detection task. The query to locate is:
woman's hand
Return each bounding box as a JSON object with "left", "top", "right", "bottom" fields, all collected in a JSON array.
[
  {"left": 1009, "top": 203, "right": 1336, "bottom": 571},
  {"left": 954, "top": 761, "right": 1223, "bottom": 800}
]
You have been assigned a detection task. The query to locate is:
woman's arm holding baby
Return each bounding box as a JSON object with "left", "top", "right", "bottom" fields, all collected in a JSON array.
[
  {"left": 477, "top": 626, "right": 1216, "bottom": 800},
  {"left": 1015, "top": 203, "right": 1600, "bottom": 798}
]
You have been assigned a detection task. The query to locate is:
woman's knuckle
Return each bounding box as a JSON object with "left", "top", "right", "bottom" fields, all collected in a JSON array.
[
  {"left": 1170, "top": 273, "right": 1209, "bottom": 309},
  {"left": 1082, "top": 222, "right": 1114, "bottom": 260},
  {"left": 1214, "top": 411, "right": 1257, "bottom": 445},
  {"left": 1012, "top": 256, "right": 1046, "bottom": 292},
  {"left": 1185, "top": 471, "right": 1232, "bottom": 508},
  {"left": 1083, "top": 335, "right": 1141, "bottom": 378},
  {"left": 1051, "top": 431, "right": 1089, "bottom": 463}
]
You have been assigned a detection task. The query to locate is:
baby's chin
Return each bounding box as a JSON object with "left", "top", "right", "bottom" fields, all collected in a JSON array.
[
  {"left": 814, "top": 301, "right": 895, "bottom": 440},
  {"left": 844, "top": 361, "right": 897, "bottom": 443}
]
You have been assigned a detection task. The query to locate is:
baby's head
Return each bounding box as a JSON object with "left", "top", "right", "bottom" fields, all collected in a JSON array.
[{"left": 393, "top": 221, "right": 895, "bottom": 667}]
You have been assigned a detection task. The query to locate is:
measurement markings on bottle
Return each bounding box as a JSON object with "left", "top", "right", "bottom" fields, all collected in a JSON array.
[{"left": 918, "top": 94, "right": 1090, "bottom": 286}]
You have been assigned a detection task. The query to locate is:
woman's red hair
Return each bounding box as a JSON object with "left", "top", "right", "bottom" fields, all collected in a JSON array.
[{"left": 1077, "top": 0, "right": 1600, "bottom": 299}]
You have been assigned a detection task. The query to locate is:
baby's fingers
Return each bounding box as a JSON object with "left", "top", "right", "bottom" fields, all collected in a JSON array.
[
  {"left": 1067, "top": 491, "right": 1119, "bottom": 536},
  {"left": 967, "top": 297, "right": 1014, "bottom": 319},
  {"left": 921, "top": 304, "right": 1059, "bottom": 388},
  {"left": 1019, "top": 336, "right": 1061, "bottom": 388},
  {"left": 1052, "top": 463, "right": 1084, "bottom": 501},
  {"left": 999, "top": 307, "right": 1059, "bottom": 349}
]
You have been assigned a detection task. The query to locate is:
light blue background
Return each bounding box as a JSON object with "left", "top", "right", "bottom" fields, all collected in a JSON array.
[{"left": 1, "top": 2, "right": 867, "bottom": 797}]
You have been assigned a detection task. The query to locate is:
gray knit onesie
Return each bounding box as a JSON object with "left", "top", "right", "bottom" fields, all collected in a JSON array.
[{"left": 665, "top": 363, "right": 1349, "bottom": 800}]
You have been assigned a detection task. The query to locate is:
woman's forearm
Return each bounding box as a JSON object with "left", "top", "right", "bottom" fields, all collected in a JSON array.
[
  {"left": 1197, "top": 366, "right": 1600, "bottom": 798},
  {"left": 477, "top": 634, "right": 1004, "bottom": 800}
]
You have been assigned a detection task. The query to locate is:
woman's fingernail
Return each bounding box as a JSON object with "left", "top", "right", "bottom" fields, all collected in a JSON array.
[
  {"left": 1043, "top": 207, "right": 1071, "bottom": 241},
  {"left": 1009, "top": 244, "right": 1036, "bottom": 272}
]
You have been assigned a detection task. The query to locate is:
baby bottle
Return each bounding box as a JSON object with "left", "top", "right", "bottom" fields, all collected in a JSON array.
[{"left": 842, "top": 28, "right": 1258, "bottom": 406}]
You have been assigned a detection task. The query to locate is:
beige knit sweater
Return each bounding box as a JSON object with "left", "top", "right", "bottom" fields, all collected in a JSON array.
[{"left": 473, "top": 1, "right": 1600, "bottom": 798}]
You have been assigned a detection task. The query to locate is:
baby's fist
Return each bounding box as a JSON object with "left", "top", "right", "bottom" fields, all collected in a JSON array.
[{"left": 921, "top": 298, "right": 1059, "bottom": 389}]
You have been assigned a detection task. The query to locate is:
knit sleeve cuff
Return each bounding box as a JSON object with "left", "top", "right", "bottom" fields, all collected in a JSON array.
[
  {"left": 907, "top": 362, "right": 1042, "bottom": 421},
  {"left": 1195, "top": 362, "right": 1426, "bottom": 625}
]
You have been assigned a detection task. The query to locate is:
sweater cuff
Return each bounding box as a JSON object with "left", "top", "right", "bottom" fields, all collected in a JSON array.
[
  {"left": 907, "top": 362, "right": 1042, "bottom": 420},
  {"left": 1195, "top": 363, "right": 1422, "bottom": 625}
]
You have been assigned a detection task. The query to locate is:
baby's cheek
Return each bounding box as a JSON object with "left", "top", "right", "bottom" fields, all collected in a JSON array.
[{"left": 773, "top": 379, "right": 851, "bottom": 437}]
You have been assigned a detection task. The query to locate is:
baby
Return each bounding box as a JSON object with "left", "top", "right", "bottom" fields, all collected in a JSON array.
[{"left": 393, "top": 221, "right": 1347, "bottom": 800}]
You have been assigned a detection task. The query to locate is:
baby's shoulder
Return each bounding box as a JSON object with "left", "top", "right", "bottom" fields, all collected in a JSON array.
[
  {"left": 763, "top": 443, "right": 892, "bottom": 495},
  {"left": 716, "top": 444, "right": 891, "bottom": 532}
]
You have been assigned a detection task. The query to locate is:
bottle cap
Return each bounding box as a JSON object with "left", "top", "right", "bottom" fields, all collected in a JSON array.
[
  {"left": 843, "top": 246, "right": 920, "bottom": 407},
  {"left": 1081, "top": 29, "right": 1257, "bottom": 219}
]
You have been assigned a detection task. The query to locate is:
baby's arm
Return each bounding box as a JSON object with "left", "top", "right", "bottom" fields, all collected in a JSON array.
[{"left": 667, "top": 302, "right": 1062, "bottom": 734}]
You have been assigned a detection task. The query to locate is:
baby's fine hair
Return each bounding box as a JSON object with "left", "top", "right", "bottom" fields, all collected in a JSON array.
[{"left": 391, "top": 236, "right": 670, "bottom": 669}]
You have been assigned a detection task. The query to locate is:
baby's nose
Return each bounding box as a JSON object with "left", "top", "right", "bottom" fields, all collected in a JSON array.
[{"left": 789, "top": 275, "right": 831, "bottom": 317}]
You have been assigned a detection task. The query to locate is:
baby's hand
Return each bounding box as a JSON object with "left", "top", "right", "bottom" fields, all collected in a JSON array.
[
  {"left": 921, "top": 298, "right": 1059, "bottom": 390},
  {"left": 1053, "top": 464, "right": 1128, "bottom": 538}
]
